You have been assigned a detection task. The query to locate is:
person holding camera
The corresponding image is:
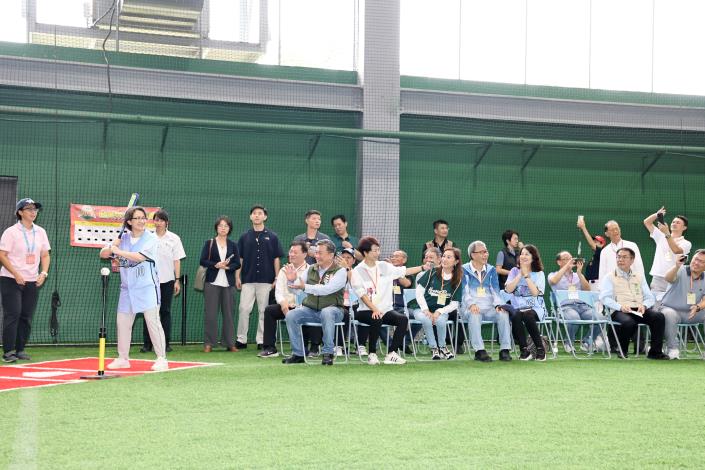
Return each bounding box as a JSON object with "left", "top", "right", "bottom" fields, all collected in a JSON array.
[
  {"left": 599, "top": 247, "right": 668, "bottom": 359},
  {"left": 643, "top": 208, "right": 691, "bottom": 295},
  {"left": 548, "top": 251, "right": 602, "bottom": 352},
  {"left": 657, "top": 249, "right": 705, "bottom": 359}
]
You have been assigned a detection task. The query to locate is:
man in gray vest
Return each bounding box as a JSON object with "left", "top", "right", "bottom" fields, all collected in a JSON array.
[
  {"left": 599, "top": 247, "right": 668, "bottom": 359},
  {"left": 658, "top": 248, "right": 705, "bottom": 359},
  {"left": 282, "top": 240, "right": 346, "bottom": 365}
]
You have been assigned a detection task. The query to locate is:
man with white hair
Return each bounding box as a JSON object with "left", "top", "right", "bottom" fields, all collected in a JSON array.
[{"left": 461, "top": 241, "right": 512, "bottom": 362}]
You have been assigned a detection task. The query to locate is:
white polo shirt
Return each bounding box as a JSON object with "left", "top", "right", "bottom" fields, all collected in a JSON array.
[
  {"left": 649, "top": 228, "right": 691, "bottom": 278},
  {"left": 155, "top": 230, "right": 186, "bottom": 283}
]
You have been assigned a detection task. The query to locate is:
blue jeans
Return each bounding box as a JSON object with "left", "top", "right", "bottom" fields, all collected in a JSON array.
[
  {"left": 410, "top": 308, "right": 448, "bottom": 349},
  {"left": 561, "top": 301, "right": 601, "bottom": 345},
  {"left": 464, "top": 306, "right": 511, "bottom": 351},
  {"left": 285, "top": 305, "right": 343, "bottom": 356}
]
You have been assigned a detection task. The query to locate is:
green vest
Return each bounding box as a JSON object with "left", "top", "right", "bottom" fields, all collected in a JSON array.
[{"left": 302, "top": 264, "right": 345, "bottom": 310}]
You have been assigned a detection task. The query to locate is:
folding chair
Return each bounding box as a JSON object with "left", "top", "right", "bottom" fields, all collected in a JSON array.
[
  {"left": 500, "top": 289, "right": 558, "bottom": 359},
  {"left": 299, "top": 319, "right": 348, "bottom": 365},
  {"left": 677, "top": 322, "right": 705, "bottom": 359},
  {"left": 553, "top": 289, "right": 612, "bottom": 359}
]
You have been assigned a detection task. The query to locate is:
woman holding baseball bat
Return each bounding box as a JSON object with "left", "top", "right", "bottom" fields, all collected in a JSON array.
[
  {"left": 200, "top": 216, "right": 241, "bottom": 352},
  {"left": 100, "top": 206, "right": 168, "bottom": 371}
]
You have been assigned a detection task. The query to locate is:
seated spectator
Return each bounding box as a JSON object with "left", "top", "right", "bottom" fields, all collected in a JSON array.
[
  {"left": 462, "top": 241, "right": 512, "bottom": 362},
  {"left": 548, "top": 251, "right": 602, "bottom": 352},
  {"left": 657, "top": 249, "right": 705, "bottom": 359},
  {"left": 282, "top": 240, "right": 346, "bottom": 365},
  {"left": 501, "top": 245, "right": 548, "bottom": 361},
  {"left": 599, "top": 247, "right": 668, "bottom": 360},
  {"left": 410, "top": 247, "right": 463, "bottom": 360},
  {"left": 258, "top": 241, "right": 309, "bottom": 358},
  {"left": 351, "top": 237, "right": 428, "bottom": 365}
]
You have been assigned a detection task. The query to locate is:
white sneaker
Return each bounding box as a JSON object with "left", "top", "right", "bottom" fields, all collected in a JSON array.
[
  {"left": 594, "top": 335, "right": 606, "bottom": 352},
  {"left": 667, "top": 348, "right": 680, "bottom": 360},
  {"left": 384, "top": 351, "right": 407, "bottom": 365},
  {"left": 107, "top": 358, "right": 130, "bottom": 369},
  {"left": 580, "top": 341, "right": 590, "bottom": 352},
  {"left": 334, "top": 346, "right": 344, "bottom": 357},
  {"left": 564, "top": 343, "right": 574, "bottom": 353},
  {"left": 151, "top": 357, "right": 169, "bottom": 371},
  {"left": 357, "top": 345, "right": 368, "bottom": 357},
  {"left": 367, "top": 352, "right": 380, "bottom": 365}
]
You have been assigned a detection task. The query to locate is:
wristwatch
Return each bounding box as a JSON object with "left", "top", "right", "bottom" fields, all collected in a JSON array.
[{"left": 40, "top": 271, "right": 48, "bottom": 277}]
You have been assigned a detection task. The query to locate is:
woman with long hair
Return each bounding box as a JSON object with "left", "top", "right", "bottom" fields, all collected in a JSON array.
[
  {"left": 502, "top": 244, "right": 548, "bottom": 361},
  {"left": 411, "top": 247, "right": 463, "bottom": 360}
]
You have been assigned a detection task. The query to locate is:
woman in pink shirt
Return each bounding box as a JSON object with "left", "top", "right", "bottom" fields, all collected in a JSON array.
[{"left": 0, "top": 198, "right": 51, "bottom": 363}]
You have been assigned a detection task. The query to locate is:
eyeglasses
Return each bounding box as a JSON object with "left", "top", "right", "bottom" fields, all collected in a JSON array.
[
  {"left": 21, "top": 207, "right": 38, "bottom": 212},
  {"left": 472, "top": 250, "right": 489, "bottom": 254},
  {"left": 616, "top": 255, "right": 633, "bottom": 260},
  {"left": 131, "top": 217, "right": 148, "bottom": 221}
]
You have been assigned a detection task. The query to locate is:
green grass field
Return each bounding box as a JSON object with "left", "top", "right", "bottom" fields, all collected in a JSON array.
[{"left": 1, "top": 345, "right": 705, "bottom": 469}]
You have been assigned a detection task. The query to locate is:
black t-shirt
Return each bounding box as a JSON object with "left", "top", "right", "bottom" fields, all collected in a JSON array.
[{"left": 585, "top": 246, "right": 602, "bottom": 281}]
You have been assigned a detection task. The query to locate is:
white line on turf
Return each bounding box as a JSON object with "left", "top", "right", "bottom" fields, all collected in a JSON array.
[{"left": 8, "top": 389, "right": 38, "bottom": 470}]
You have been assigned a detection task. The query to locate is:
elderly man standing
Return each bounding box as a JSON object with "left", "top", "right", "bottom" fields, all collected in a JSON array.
[
  {"left": 658, "top": 249, "right": 705, "bottom": 359},
  {"left": 599, "top": 247, "right": 668, "bottom": 359},
  {"left": 598, "top": 220, "right": 645, "bottom": 287},
  {"left": 462, "top": 241, "right": 512, "bottom": 362},
  {"left": 282, "top": 240, "right": 346, "bottom": 365}
]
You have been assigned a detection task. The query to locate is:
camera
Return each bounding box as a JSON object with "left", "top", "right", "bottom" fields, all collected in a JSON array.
[
  {"left": 656, "top": 212, "right": 665, "bottom": 225},
  {"left": 679, "top": 254, "right": 689, "bottom": 263}
]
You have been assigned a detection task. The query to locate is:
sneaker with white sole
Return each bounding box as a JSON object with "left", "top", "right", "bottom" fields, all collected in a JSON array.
[
  {"left": 367, "top": 352, "right": 380, "bottom": 365},
  {"left": 334, "top": 346, "right": 344, "bottom": 357},
  {"left": 357, "top": 345, "right": 368, "bottom": 357},
  {"left": 107, "top": 358, "right": 131, "bottom": 369},
  {"left": 667, "top": 348, "right": 680, "bottom": 360},
  {"left": 151, "top": 357, "right": 169, "bottom": 371},
  {"left": 440, "top": 347, "right": 455, "bottom": 360},
  {"left": 383, "top": 351, "right": 407, "bottom": 365},
  {"left": 594, "top": 335, "right": 607, "bottom": 352},
  {"left": 431, "top": 348, "right": 441, "bottom": 360},
  {"left": 564, "top": 343, "right": 574, "bottom": 354}
]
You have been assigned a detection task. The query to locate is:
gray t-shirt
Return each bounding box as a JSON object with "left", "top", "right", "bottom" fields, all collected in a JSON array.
[{"left": 660, "top": 265, "right": 705, "bottom": 313}]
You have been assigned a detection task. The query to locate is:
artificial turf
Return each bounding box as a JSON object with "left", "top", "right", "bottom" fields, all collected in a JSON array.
[{"left": 1, "top": 345, "right": 704, "bottom": 469}]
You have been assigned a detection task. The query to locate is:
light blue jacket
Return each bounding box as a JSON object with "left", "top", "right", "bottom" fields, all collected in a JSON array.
[{"left": 461, "top": 262, "right": 503, "bottom": 312}]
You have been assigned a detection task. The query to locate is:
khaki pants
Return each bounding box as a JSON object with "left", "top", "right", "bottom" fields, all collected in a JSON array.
[{"left": 237, "top": 283, "right": 272, "bottom": 344}]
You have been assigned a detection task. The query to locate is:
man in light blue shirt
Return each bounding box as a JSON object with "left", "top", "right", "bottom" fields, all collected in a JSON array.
[{"left": 599, "top": 247, "right": 668, "bottom": 359}]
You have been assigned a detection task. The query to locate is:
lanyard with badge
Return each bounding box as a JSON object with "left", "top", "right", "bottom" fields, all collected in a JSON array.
[
  {"left": 19, "top": 223, "right": 37, "bottom": 265},
  {"left": 475, "top": 269, "right": 487, "bottom": 298},
  {"left": 688, "top": 272, "right": 697, "bottom": 305}
]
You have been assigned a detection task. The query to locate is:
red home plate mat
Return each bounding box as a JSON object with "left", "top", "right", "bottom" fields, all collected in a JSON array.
[{"left": 0, "top": 357, "right": 220, "bottom": 392}]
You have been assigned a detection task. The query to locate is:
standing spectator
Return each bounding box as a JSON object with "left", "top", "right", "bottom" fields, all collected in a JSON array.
[
  {"left": 643, "top": 208, "right": 690, "bottom": 295},
  {"left": 235, "top": 205, "right": 283, "bottom": 349},
  {"left": 495, "top": 229, "right": 521, "bottom": 290},
  {"left": 140, "top": 209, "right": 185, "bottom": 353},
  {"left": 598, "top": 219, "right": 644, "bottom": 286},
  {"left": 0, "top": 198, "right": 51, "bottom": 363},
  {"left": 421, "top": 219, "right": 453, "bottom": 261},
  {"left": 330, "top": 214, "right": 359, "bottom": 254},
  {"left": 294, "top": 210, "right": 331, "bottom": 264},
  {"left": 200, "top": 216, "right": 241, "bottom": 353},
  {"left": 502, "top": 244, "right": 548, "bottom": 361},
  {"left": 577, "top": 216, "right": 605, "bottom": 291},
  {"left": 100, "top": 206, "right": 168, "bottom": 371}
]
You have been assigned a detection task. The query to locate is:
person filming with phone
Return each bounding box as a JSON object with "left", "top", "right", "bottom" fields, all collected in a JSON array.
[
  {"left": 643, "top": 207, "right": 691, "bottom": 295},
  {"left": 656, "top": 249, "right": 705, "bottom": 359},
  {"left": 599, "top": 247, "right": 668, "bottom": 359}
]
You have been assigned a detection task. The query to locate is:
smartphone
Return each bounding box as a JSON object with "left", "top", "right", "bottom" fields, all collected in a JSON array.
[
  {"left": 656, "top": 212, "right": 665, "bottom": 225},
  {"left": 679, "top": 254, "right": 689, "bottom": 263},
  {"left": 224, "top": 254, "right": 234, "bottom": 264}
]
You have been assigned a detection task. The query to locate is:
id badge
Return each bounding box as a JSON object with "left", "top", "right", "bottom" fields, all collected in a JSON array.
[
  {"left": 437, "top": 293, "right": 447, "bottom": 305},
  {"left": 25, "top": 253, "right": 36, "bottom": 265},
  {"left": 476, "top": 287, "right": 486, "bottom": 298},
  {"left": 393, "top": 285, "right": 401, "bottom": 295},
  {"left": 568, "top": 285, "right": 579, "bottom": 300},
  {"left": 687, "top": 292, "right": 696, "bottom": 305}
]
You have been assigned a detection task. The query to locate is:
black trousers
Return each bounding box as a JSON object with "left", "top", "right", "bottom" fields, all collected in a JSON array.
[
  {"left": 510, "top": 308, "right": 543, "bottom": 350},
  {"left": 143, "top": 280, "right": 174, "bottom": 348},
  {"left": 1, "top": 277, "right": 39, "bottom": 354},
  {"left": 261, "top": 304, "right": 325, "bottom": 351},
  {"left": 611, "top": 309, "right": 665, "bottom": 356},
  {"left": 353, "top": 310, "right": 409, "bottom": 354}
]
